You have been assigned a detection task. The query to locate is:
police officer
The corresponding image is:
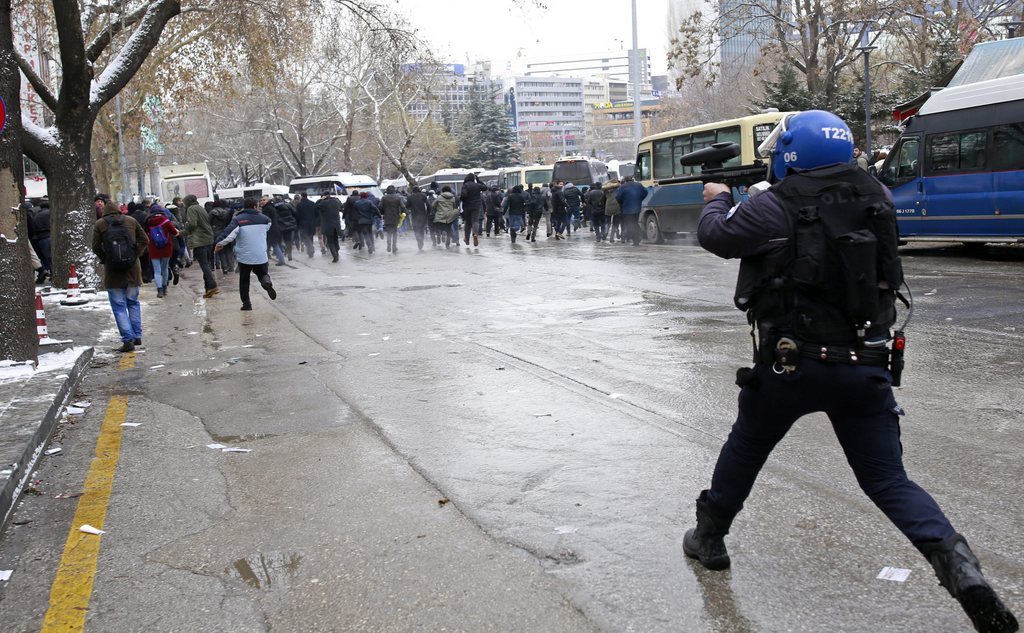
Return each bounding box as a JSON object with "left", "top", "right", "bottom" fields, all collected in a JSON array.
[{"left": 684, "top": 110, "right": 1018, "bottom": 633}]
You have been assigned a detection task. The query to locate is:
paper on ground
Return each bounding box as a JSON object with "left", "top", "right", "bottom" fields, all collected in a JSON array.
[
  {"left": 79, "top": 524, "right": 105, "bottom": 535},
  {"left": 150, "top": 364, "right": 165, "bottom": 370},
  {"left": 121, "top": 422, "right": 142, "bottom": 427},
  {"left": 44, "top": 447, "right": 62, "bottom": 456},
  {"left": 554, "top": 525, "right": 578, "bottom": 534},
  {"left": 0, "top": 570, "right": 12, "bottom": 581},
  {"left": 206, "top": 443, "right": 226, "bottom": 450},
  {"left": 222, "top": 447, "right": 251, "bottom": 453},
  {"left": 877, "top": 567, "right": 912, "bottom": 582},
  {"left": 533, "top": 413, "right": 553, "bottom": 417},
  {"left": 71, "top": 401, "right": 91, "bottom": 408},
  {"left": 66, "top": 406, "right": 85, "bottom": 415}
]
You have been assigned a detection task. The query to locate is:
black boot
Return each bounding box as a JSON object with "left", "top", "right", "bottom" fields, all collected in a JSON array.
[
  {"left": 683, "top": 490, "right": 733, "bottom": 571},
  {"left": 919, "top": 535, "right": 1018, "bottom": 633}
]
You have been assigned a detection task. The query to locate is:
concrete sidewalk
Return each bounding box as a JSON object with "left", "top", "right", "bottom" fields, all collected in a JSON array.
[{"left": 0, "top": 288, "right": 112, "bottom": 532}]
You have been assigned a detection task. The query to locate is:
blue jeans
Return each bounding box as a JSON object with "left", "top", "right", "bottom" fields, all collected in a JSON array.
[
  {"left": 152, "top": 256, "right": 171, "bottom": 290},
  {"left": 107, "top": 286, "right": 142, "bottom": 343},
  {"left": 707, "top": 360, "right": 955, "bottom": 546}
]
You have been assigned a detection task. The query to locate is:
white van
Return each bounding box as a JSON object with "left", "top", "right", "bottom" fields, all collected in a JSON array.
[
  {"left": 215, "top": 183, "right": 289, "bottom": 206},
  {"left": 288, "top": 173, "right": 383, "bottom": 202},
  {"left": 159, "top": 162, "right": 214, "bottom": 205}
]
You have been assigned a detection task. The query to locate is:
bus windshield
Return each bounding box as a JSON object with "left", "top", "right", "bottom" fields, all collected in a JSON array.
[
  {"left": 552, "top": 161, "right": 591, "bottom": 183},
  {"left": 525, "top": 169, "right": 552, "bottom": 185},
  {"left": 289, "top": 181, "right": 341, "bottom": 196}
]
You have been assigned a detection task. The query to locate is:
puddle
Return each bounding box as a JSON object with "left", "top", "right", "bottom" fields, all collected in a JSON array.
[
  {"left": 210, "top": 432, "right": 279, "bottom": 444},
  {"left": 226, "top": 551, "right": 302, "bottom": 590},
  {"left": 398, "top": 284, "right": 463, "bottom": 292}
]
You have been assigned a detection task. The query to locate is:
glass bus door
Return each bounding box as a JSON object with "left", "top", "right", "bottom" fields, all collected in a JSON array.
[{"left": 883, "top": 136, "right": 923, "bottom": 236}]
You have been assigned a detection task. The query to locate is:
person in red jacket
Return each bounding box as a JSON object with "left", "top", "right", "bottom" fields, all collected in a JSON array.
[{"left": 145, "top": 206, "right": 180, "bottom": 298}]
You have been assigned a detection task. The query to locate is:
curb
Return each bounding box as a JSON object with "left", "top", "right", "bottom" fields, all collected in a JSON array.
[{"left": 0, "top": 346, "right": 94, "bottom": 532}]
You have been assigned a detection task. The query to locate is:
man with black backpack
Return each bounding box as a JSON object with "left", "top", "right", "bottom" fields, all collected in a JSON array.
[
  {"left": 684, "top": 111, "right": 1018, "bottom": 633},
  {"left": 92, "top": 199, "right": 149, "bottom": 353}
]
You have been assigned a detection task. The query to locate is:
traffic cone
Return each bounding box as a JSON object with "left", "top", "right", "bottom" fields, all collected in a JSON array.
[
  {"left": 60, "top": 264, "right": 89, "bottom": 306},
  {"left": 36, "top": 292, "right": 60, "bottom": 346}
]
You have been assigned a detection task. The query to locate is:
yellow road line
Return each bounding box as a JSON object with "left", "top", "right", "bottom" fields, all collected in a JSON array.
[{"left": 41, "top": 352, "right": 136, "bottom": 632}]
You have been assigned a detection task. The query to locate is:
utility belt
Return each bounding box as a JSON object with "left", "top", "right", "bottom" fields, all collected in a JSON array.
[
  {"left": 760, "top": 339, "right": 890, "bottom": 368},
  {"left": 754, "top": 332, "right": 906, "bottom": 386}
]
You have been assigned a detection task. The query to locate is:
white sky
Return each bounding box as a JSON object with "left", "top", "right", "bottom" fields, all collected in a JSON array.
[{"left": 393, "top": 0, "right": 673, "bottom": 76}]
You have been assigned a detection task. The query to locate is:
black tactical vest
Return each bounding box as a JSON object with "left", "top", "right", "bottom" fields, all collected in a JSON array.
[{"left": 734, "top": 164, "right": 904, "bottom": 346}]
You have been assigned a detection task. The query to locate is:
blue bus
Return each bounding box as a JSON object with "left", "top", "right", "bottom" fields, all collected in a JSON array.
[{"left": 879, "top": 71, "right": 1024, "bottom": 245}]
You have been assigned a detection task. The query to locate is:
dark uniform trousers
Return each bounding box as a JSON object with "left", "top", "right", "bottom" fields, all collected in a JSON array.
[{"left": 707, "top": 359, "right": 956, "bottom": 547}]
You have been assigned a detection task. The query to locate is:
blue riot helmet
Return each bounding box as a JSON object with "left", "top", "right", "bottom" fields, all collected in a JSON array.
[{"left": 759, "top": 110, "right": 855, "bottom": 181}]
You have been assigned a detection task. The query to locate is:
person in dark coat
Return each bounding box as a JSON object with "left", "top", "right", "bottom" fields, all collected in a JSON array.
[
  {"left": 585, "top": 182, "right": 607, "bottom": 242},
  {"left": 315, "top": 190, "right": 344, "bottom": 262},
  {"left": 28, "top": 201, "right": 51, "bottom": 283},
  {"left": 406, "top": 185, "right": 430, "bottom": 251},
  {"left": 260, "top": 196, "right": 286, "bottom": 265},
  {"left": 550, "top": 183, "right": 568, "bottom": 240},
  {"left": 208, "top": 199, "right": 235, "bottom": 273},
  {"left": 295, "top": 193, "right": 318, "bottom": 258},
  {"left": 354, "top": 191, "right": 381, "bottom": 254},
  {"left": 379, "top": 185, "right": 407, "bottom": 254},
  {"left": 274, "top": 197, "right": 298, "bottom": 260},
  {"left": 342, "top": 192, "right": 360, "bottom": 249},
  {"left": 459, "top": 173, "right": 487, "bottom": 247},
  {"left": 615, "top": 176, "right": 646, "bottom": 246}
]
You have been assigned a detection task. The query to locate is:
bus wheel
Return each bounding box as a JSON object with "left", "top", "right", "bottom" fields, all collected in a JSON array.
[{"left": 644, "top": 213, "right": 665, "bottom": 244}]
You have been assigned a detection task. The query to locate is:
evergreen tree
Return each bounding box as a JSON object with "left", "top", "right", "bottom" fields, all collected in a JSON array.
[{"left": 451, "top": 83, "right": 520, "bottom": 169}]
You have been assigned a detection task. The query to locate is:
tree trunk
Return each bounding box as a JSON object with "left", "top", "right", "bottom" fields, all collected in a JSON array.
[
  {"left": 0, "top": 0, "right": 38, "bottom": 362},
  {"left": 47, "top": 139, "right": 100, "bottom": 289}
]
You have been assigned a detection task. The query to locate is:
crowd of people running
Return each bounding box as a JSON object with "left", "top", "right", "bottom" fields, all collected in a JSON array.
[
  {"left": 281, "top": 171, "right": 650, "bottom": 259},
  {"left": 25, "top": 171, "right": 649, "bottom": 292}
]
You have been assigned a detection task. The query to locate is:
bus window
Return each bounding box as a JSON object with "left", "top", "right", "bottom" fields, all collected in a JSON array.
[
  {"left": 653, "top": 139, "right": 674, "bottom": 179},
  {"left": 992, "top": 123, "right": 1024, "bottom": 171},
  {"left": 886, "top": 137, "right": 920, "bottom": 185},
  {"left": 717, "top": 126, "right": 742, "bottom": 167},
  {"left": 928, "top": 130, "right": 987, "bottom": 173},
  {"left": 674, "top": 135, "right": 692, "bottom": 175},
  {"left": 635, "top": 151, "right": 651, "bottom": 181}
]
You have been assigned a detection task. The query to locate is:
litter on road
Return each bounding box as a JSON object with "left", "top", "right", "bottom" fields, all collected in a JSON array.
[
  {"left": 149, "top": 364, "right": 165, "bottom": 370},
  {"left": 554, "top": 525, "right": 578, "bottom": 534},
  {"left": 120, "top": 422, "right": 142, "bottom": 427},
  {"left": 65, "top": 406, "right": 85, "bottom": 415},
  {"left": 79, "top": 524, "right": 105, "bottom": 535},
  {"left": 222, "top": 447, "right": 252, "bottom": 453},
  {"left": 44, "top": 447, "right": 62, "bottom": 456},
  {"left": 877, "top": 567, "right": 912, "bottom": 582},
  {"left": 532, "top": 413, "right": 553, "bottom": 417},
  {"left": 0, "top": 570, "right": 12, "bottom": 582},
  {"left": 71, "top": 401, "right": 91, "bottom": 408},
  {"left": 206, "top": 443, "right": 227, "bottom": 450}
]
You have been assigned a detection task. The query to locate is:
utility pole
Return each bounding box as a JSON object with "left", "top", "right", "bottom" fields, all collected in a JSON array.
[
  {"left": 858, "top": 30, "right": 877, "bottom": 155},
  {"left": 631, "top": 0, "right": 642, "bottom": 149}
]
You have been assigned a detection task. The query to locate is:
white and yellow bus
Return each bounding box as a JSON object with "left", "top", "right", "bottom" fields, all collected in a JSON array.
[
  {"left": 500, "top": 164, "right": 554, "bottom": 191},
  {"left": 634, "top": 111, "right": 791, "bottom": 242}
]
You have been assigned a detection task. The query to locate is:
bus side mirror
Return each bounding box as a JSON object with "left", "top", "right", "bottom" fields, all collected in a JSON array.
[
  {"left": 879, "top": 166, "right": 896, "bottom": 187},
  {"left": 868, "top": 165, "right": 877, "bottom": 177}
]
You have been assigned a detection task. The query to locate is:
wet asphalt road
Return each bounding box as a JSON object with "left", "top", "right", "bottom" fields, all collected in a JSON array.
[{"left": 1, "top": 230, "right": 1021, "bottom": 632}]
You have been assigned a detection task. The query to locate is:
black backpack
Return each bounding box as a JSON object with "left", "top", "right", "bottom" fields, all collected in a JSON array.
[{"left": 102, "top": 216, "right": 137, "bottom": 272}]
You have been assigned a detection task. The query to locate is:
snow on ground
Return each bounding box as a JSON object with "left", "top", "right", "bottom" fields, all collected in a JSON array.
[{"left": 0, "top": 347, "right": 90, "bottom": 385}]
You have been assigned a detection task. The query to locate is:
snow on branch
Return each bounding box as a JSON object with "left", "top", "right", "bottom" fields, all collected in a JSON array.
[
  {"left": 14, "top": 50, "right": 57, "bottom": 112},
  {"left": 89, "top": 0, "right": 182, "bottom": 113},
  {"left": 85, "top": 4, "right": 150, "bottom": 63}
]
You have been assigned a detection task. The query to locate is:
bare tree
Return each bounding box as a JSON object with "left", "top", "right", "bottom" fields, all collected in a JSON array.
[{"left": 668, "top": 0, "right": 902, "bottom": 105}]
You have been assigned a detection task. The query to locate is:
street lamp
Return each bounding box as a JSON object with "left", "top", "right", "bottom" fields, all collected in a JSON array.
[
  {"left": 857, "top": 29, "right": 878, "bottom": 156},
  {"left": 630, "top": 0, "right": 642, "bottom": 150}
]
